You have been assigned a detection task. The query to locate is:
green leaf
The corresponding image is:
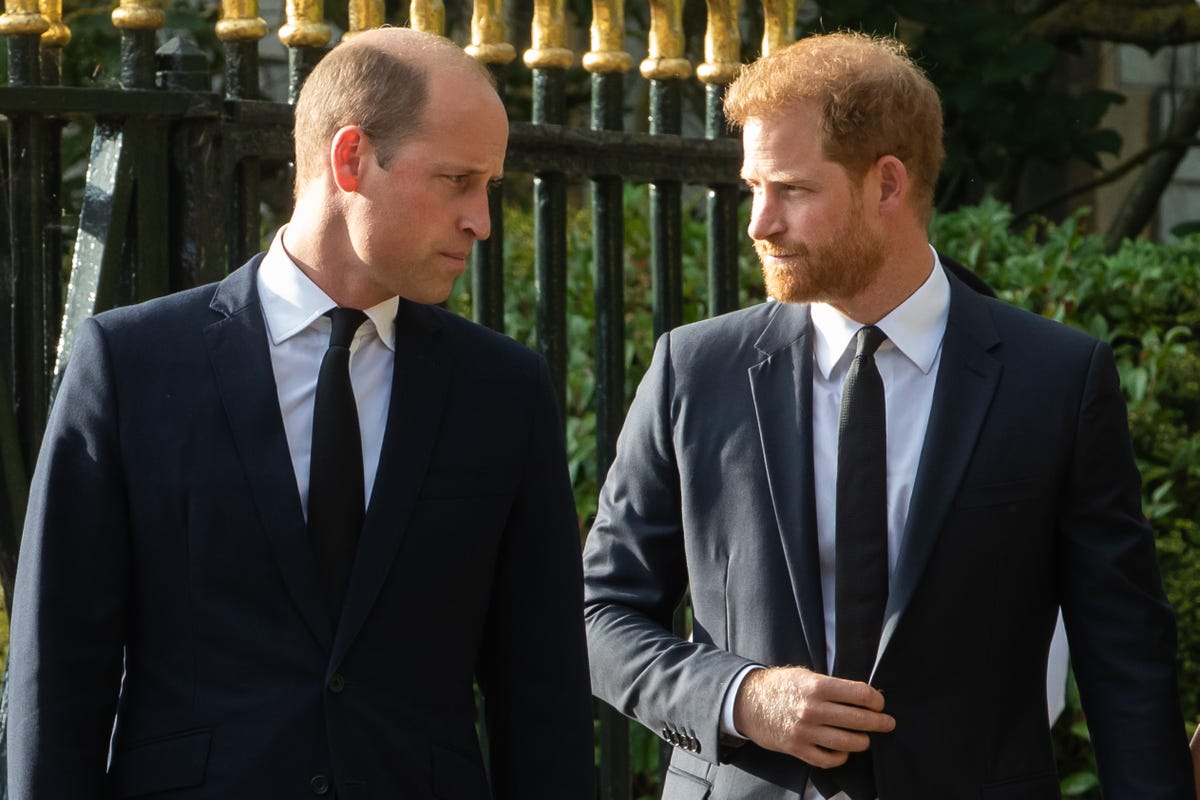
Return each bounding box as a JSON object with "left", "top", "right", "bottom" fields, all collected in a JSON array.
[{"left": 1060, "top": 771, "right": 1100, "bottom": 796}]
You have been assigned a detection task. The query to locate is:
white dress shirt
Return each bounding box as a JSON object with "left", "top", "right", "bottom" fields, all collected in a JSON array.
[
  {"left": 720, "top": 250, "right": 950, "bottom": 800},
  {"left": 256, "top": 228, "right": 398, "bottom": 517}
]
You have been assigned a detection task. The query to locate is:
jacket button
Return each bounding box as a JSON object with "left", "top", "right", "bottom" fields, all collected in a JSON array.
[
  {"left": 328, "top": 673, "right": 346, "bottom": 693},
  {"left": 310, "top": 774, "right": 330, "bottom": 795}
]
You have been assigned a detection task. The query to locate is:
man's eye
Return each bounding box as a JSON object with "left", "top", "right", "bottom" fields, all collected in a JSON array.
[{"left": 445, "top": 174, "right": 467, "bottom": 185}]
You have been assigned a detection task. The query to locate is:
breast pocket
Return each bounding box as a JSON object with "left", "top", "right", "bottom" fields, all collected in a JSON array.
[
  {"left": 954, "top": 477, "right": 1047, "bottom": 511},
  {"left": 418, "top": 464, "right": 520, "bottom": 501}
]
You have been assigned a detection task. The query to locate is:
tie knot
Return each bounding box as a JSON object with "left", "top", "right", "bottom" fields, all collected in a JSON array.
[
  {"left": 854, "top": 325, "right": 887, "bottom": 359},
  {"left": 325, "top": 307, "right": 368, "bottom": 349}
]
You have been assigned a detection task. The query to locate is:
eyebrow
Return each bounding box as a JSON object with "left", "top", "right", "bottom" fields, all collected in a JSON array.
[{"left": 740, "top": 170, "right": 811, "bottom": 184}]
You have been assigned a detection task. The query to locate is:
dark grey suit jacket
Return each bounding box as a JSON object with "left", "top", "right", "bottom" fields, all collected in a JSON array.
[
  {"left": 583, "top": 263, "right": 1192, "bottom": 799},
  {"left": 9, "top": 256, "right": 595, "bottom": 799}
]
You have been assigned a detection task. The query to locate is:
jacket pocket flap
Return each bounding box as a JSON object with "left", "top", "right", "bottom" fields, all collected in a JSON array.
[
  {"left": 112, "top": 728, "right": 212, "bottom": 798},
  {"left": 431, "top": 744, "right": 488, "bottom": 799},
  {"left": 663, "top": 765, "right": 712, "bottom": 800},
  {"left": 981, "top": 772, "right": 1060, "bottom": 800}
]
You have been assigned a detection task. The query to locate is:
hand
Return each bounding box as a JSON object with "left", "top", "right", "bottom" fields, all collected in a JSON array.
[{"left": 732, "top": 666, "right": 896, "bottom": 768}]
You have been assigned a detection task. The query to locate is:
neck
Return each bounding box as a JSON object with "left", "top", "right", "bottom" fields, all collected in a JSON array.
[{"left": 282, "top": 191, "right": 383, "bottom": 310}]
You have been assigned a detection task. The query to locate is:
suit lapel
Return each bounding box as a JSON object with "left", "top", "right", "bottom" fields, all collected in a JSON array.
[
  {"left": 203, "top": 256, "right": 334, "bottom": 651},
  {"left": 748, "top": 302, "right": 827, "bottom": 671},
  {"left": 875, "top": 274, "right": 1002, "bottom": 669},
  {"left": 331, "top": 299, "right": 452, "bottom": 666}
]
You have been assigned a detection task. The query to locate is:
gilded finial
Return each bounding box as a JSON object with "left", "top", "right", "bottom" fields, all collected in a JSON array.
[
  {"left": 216, "top": 0, "right": 268, "bottom": 42},
  {"left": 761, "top": 0, "right": 796, "bottom": 56},
  {"left": 0, "top": 0, "right": 47, "bottom": 36},
  {"left": 343, "top": 0, "right": 384, "bottom": 39},
  {"left": 279, "top": 0, "right": 330, "bottom": 48},
  {"left": 465, "top": 0, "right": 515, "bottom": 64},
  {"left": 640, "top": 0, "right": 690, "bottom": 80},
  {"left": 409, "top": 0, "right": 444, "bottom": 36},
  {"left": 111, "top": 0, "right": 165, "bottom": 31},
  {"left": 582, "top": 0, "right": 632, "bottom": 74},
  {"left": 696, "top": 0, "right": 740, "bottom": 84},
  {"left": 524, "top": 0, "right": 573, "bottom": 69},
  {"left": 38, "top": 0, "right": 69, "bottom": 46}
]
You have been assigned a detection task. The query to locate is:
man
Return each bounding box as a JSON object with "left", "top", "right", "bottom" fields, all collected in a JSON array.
[
  {"left": 8, "top": 27, "right": 594, "bottom": 799},
  {"left": 583, "top": 31, "right": 1193, "bottom": 799}
]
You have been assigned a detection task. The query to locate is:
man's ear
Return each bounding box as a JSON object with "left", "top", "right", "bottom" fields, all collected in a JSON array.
[
  {"left": 330, "top": 125, "right": 369, "bottom": 193},
  {"left": 874, "top": 155, "right": 909, "bottom": 216}
]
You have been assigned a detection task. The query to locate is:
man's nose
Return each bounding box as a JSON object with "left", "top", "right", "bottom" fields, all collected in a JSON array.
[
  {"left": 747, "top": 190, "right": 783, "bottom": 241},
  {"left": 462, "top": 187, "right": 493, "bottom": 240}
]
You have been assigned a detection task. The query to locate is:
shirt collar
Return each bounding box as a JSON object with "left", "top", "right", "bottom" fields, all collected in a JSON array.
[
  {"left": 811, "top": 246, "right": 950, "bottom": 379},
  {"left": 257, "top": 226, "right": 398, "bottom": 351}
]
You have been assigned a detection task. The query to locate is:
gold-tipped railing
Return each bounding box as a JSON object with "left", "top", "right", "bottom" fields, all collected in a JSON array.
[
  {"left": 583, "top": 0, "right": 632, "bottom": 74},
  {"left": 278, "top": 0, "right": 329, "bottom": 48},
  {"left": 1, "top": 0, "right": 806, "bottom": 79},
  {"left": 524, "top": 0, "right": 573, "bottom": 69},
  {"left": 216, "top": 0, "right": 268, "bottom": 43},
  {"left": 0, "top": 0, "right": 46, "bottom": 37}
]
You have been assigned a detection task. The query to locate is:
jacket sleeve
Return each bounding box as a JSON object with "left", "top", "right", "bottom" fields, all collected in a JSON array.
[
  {"left": 476, "top": 355, "right": 596, "bottom": 800},
  {"left": 1056, "top": 340, "right": 1193, "bottom": 798},
  {"left": 582, "top": 333, "right": 755, "bottom": 763},
  {"left": 8, "top": 317, "right": 131, "bottom": 800}
]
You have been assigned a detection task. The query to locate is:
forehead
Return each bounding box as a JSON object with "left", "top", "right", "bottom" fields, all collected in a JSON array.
[
  {"left": 740, "top": 107, "right": 831, "bottom": 178},
  {"left": 400, "top": 69, "right": 508, "bottom": 169}
]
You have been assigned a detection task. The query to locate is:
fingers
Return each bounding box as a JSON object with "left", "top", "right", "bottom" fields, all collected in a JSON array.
[
  {"left": 821, "top": 695, "right": 896, "bottom": 734},
  {"left": 799, "top": 744, "right": 852, "bottom": 769},
  {"left": 817, "top": 673, "right": 888, "bottom": 712}
]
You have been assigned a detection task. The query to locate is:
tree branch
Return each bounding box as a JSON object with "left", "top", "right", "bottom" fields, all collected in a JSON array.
[
  {"left": 1016, "top": 135, "right": 1200, "bottom": 220},
  {"left": 1027, "top": 0, "right": 1200, "bottom": 49},
  {"left": 1106, "top": 85, "right": 1200, "bottom": 248}
]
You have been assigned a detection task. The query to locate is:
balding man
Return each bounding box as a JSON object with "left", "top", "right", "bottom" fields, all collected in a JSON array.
[{"left": 8, "top": 28, "right": 594, "bottom": 799}]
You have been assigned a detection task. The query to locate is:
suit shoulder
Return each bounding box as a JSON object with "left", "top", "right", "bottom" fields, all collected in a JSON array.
[
  {"left": 664, "top": 302, "right": 779, "bottom": 351},
  {"left": 90, "top": 282, "right": 220, "bottom": 337},
  {"left": 980, "top": 293, "right": 1102, "bottom": 355},
  {"left": 945, "top": 270, "right": 1102, "bottom": 364},
  {"left": 91, "top": 281, "right": 220, "bottom": 331},
  {"left": 422, "top": 304, "right": 544, "bottom": 372}
]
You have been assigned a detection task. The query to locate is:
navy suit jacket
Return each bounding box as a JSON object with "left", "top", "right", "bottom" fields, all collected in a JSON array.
[
  {"left": 583, "top": 261, "right": 1193, "bottom": 799},
  {"left": 8, "top": 257, "right": 595, "bottom": 799}
]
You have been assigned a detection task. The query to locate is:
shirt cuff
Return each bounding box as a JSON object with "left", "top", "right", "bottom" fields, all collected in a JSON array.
[{"left": 720, "top": 664, "right": 763, "bottom": 738}]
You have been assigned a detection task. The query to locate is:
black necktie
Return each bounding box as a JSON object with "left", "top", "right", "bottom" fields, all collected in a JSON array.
[
  {"left": 814, "top": 324, "right": 889, "bottom": 800},
  {"left": 308, "top": 307, "right": 368, "bottom": 617}
]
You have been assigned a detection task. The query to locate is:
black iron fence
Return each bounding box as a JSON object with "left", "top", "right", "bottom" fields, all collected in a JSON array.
[{"left": 0, "top": 0, "right": 797, "bottom": 793}]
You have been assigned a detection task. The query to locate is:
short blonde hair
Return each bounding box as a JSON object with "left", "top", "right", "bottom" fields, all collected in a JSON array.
[
  {"left": 291, "top": 29, "right": 494, "bottom": 196},
  {"left": 725, "top": 31, "right": 944, "bottom": 222}
]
